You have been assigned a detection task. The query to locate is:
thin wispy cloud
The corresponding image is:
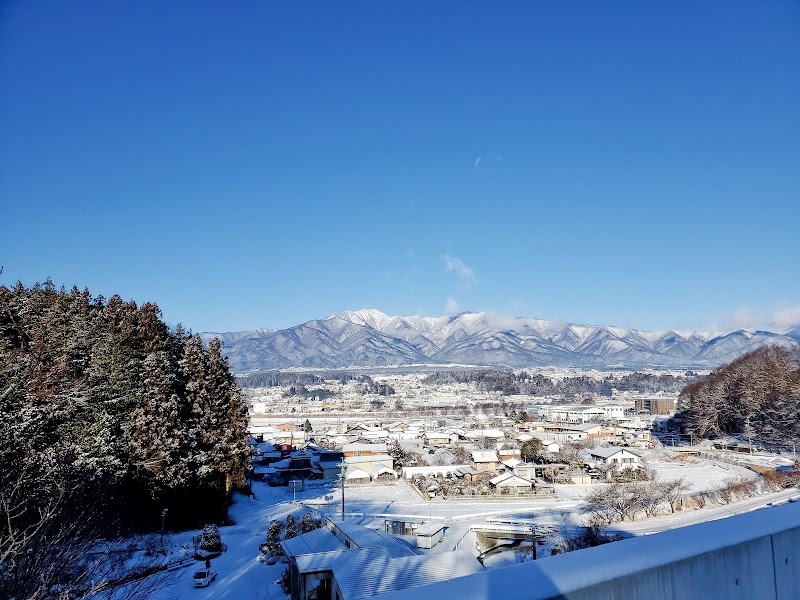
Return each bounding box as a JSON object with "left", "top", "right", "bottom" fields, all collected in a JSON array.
[
  {"left": 473, "top": 154, "right": 503, "bottom": 171},
  {"left": 724, "top": 307, "right": 758, "bottom": 330},
  {"left": 770, "top": 305, "right": 800, "bottom": 329},
  {"left": 442, "top": 254, "right": 477, "bottom": 285},
  {"left": 445, "top": 297, "right": 461, "bottom": 315},
  {"left": 710, "top": 303, "right": 800, "bottom": 333}
]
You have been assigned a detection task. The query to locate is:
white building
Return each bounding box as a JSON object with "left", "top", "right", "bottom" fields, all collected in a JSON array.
[
  {"left": 585, "top": 447, "right": 642, "bottom": 472},
  {"left": 538, "top": 404, "right": 626, "bottom": 424}
]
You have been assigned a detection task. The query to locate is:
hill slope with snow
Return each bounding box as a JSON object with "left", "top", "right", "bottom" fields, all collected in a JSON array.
[{"left": 200, "top": 310, "right": 800, "bottom": 373}]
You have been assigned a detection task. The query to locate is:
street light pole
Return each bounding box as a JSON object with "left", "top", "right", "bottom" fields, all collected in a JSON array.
[
  {"left": 338, "top": 461, "right": 346, "bottom": 521},
  {"left": 161, "top": 509, "right": 168, "bottom": 536}
]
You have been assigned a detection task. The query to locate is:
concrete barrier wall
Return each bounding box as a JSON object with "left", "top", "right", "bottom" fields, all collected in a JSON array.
[{"left": 375, "top": 502, "right": 800, "bottom": 600}]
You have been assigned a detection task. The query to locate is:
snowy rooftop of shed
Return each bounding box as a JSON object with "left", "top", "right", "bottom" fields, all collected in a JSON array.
[
  {"left": 333, "top": 550, "right": 484, "bottom": 600},
  {"left": 294, "top": 547, "right": 386, "bottom": 574},
  {"left": 333, "top": 522, "right": 417, "bottom": 558},
  {"left": 280, "top": 526, "right": 345, "bottom": 557}
]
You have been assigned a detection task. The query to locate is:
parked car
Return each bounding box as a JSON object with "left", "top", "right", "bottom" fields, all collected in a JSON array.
[{"left": 193, "top": 569, "right": 217, "bottom": 587}]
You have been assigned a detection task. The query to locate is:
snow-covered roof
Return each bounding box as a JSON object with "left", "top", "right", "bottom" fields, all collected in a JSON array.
[
  {"left": 333, "top": 522, "right": 417, "bottom": 559},
  {"left": 587, "top": 447, "right": 641, "bottom": 459},
  {"left": 343, "top": 442, "right": 388, "bottom": 453},
  {"left": 332, "top": 550, "right": 483, "bottom": 600},
  {"left": 455, "top": 466, "right": 480, "bottom": 476},
  {"left": 345, "top": 454, "right": 393, "bottom": 464},
  {"left": 471, "top": 450, "right": 499, "bottom": 463},
  {"left": 567, "top": 423, "right": 605, "bottom": 432},
  {"left": 502, "top": 458, "right": 523, "bottom": 468},
  {"left": 490, "top": 472, "right": 533, "bottom": 487},
  {"left": 345, "top": 467, "right": 371, "bottom": 480},
  {"left": 280, "top": 526, "right": 345, "bottom": 557},
  {"left": 294, "top": 547, "right": 380, "bottom": 574},
  {"left": 370, "top": 464, "right": 396, "bottom": 478},
  {"left": 252, "top": 465, "right": 276, "bottom": 475},
  {"left": 423, "top": 431, "right": 451, "bottom": 439},
  {"left": 415, "top": 523, "right": 446, "bottom": 536},
  {"left": 464, "top": 428, "right": 504, "bottom": 439}
]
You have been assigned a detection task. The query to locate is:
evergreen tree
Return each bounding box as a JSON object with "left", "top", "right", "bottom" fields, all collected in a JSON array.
[
  {"left": 0, "top": 282, "right": 250, "bottom": 538},
  {"left": 182, "top": 334, "right": 213, "bottom": 478},
  {"left": 200, "top": 524, "right": 222, "bottom": 552},
  {"left": 265, "top": 519, "right": 282, "bottom": 555},
  {"left": 130, "top": 350, "right": 191, "bottom": 491},
  {"left": 521, "top": 439, "right": 543, "bottom": 463},
  {"left": 300, "top": 512, "right": 320, "bottom": 534},
  {"left": 206, "top": 337, "right": 250, "bottom": 493},
  {"left": 285, "top": 514, "right": 297, "bottom": 539}
]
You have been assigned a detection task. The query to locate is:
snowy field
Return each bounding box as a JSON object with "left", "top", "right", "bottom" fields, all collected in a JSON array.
[
  {"left": 640, "top": 450, "right": 759, "bottom": 493},
  {"left": 132, "top": 458, "right": 799, "bottom": 600}
]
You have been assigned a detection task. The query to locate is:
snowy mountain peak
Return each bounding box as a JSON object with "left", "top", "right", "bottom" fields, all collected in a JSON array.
[
  {"left": 203, "top": 309, "right": 797, "bottom": 373},
  {"left": 334, "top": 308, "right": 393, "bottom": 329}
]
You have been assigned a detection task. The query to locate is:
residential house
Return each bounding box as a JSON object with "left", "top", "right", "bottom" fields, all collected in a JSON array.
[
  {"left": 512, "top": 462, "right": 568, "bottom": 481},
  {"left": 315, "top": 449, "right": 344, "bottom": 480},
  {"left": 585, "top": 447, "right": 642, "bottom": 472},
  {"left": 422, "top": 431, "right": 453, "bottom": 448},
  {"left": 489, "top": 472, "right": 534, "bottom": 494},
  {"left": 343, "top": 442, "right": 387, "bottom": 458},
  {"left": 471, "top": 450, "right": 499, "bottom": 472}
]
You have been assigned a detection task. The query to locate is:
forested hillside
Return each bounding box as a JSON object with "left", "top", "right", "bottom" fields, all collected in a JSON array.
[
  {"left": 678, "top": 345, "right": 800, "bottom": 446},
  {"left": 421, "top": 369, "right": 697, "bottom": 397},
  {"left": 0, "top": 281, "right": 250, "bottom": 597}
]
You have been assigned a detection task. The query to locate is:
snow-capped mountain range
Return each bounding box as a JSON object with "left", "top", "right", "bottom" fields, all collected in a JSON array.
[{"left": 199, "top": 309, "right": 800, "bottom": 373}]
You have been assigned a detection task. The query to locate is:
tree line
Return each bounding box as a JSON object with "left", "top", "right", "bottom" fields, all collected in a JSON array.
[
  {"left": 421, "top": 369, "right": 697, "bottom": 397},
  {"left": 0, "top": 281, "right": 250, "bottom": 598},
  {"left": 677, "top": 345, "right": 800, "bottom": 447}
]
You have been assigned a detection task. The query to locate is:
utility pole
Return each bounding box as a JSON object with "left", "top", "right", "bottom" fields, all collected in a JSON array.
[
  {"left": 338, "top": 461, "right": 346, "bottom": 521},
  {"left": 161, "top": 509, "right": 168, "bottom": 536},
  {"left": 530, "top": 525, "right": 537, "bottom": 560}
]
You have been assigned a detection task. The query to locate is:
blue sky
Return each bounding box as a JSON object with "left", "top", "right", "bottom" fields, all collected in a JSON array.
[{"left": 2, "top": 1, "right": 798, "bottom": 333}]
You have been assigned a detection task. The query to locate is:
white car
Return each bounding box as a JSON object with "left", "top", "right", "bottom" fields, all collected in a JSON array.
[{"left": 193, "top": 569, "right": 217, "bottom": 587}]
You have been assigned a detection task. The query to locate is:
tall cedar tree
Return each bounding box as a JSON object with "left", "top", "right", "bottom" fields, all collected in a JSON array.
[{"left": 0, "top": 282, "right": 250, "bottom": 537}]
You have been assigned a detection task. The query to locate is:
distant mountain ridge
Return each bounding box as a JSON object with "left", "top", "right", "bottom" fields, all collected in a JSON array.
[{"left": 199, "top": 309, "right": 800, "bottom": 373}]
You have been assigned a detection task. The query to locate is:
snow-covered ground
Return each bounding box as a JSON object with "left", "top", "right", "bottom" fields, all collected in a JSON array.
[
  {"left": 641, "top": 450, "right": 759, "bottom": 493},
  {"left": 135, "top": 461, "right": 798, "bottom": 600}
]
